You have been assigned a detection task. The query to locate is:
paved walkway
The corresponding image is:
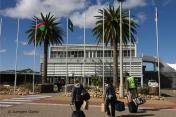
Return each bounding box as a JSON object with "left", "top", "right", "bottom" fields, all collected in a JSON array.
[
  {"left": 0, "top": 95, "right": 52, "bottom": 108},
  {"left": 1, "top": 103, "right": 176, "bottom": 117},
  {"left": 30, "top": 93, "right": 176, "bottom": 110},
  {"left": 1, "top": 93, "right": 176, "bottom": 110},
  {"left": 0, "top": 93, "right": 176, "bottom": 117}
]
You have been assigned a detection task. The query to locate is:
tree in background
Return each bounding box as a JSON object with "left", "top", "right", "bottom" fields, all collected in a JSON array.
[
  {"left": 93, "top": 6, "right": 137, "bottom": 87},
  {"left": 26, "top": 13, "right": 64, "bottom": 83}
]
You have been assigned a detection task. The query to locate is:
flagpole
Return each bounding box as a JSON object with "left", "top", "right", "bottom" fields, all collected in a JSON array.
[
  {"left": 119, "top": 0, "right": 124, "bottom": 98},
  {"left": 32, "top": 19, "right": 37, "bottom": 94},
  {"left": 0, "top": 18, "right": 2, "bottom": 71},
  {"left": 65, "top": 18, "right": 69, "bottom": 95},
  {"left": 83, "top": 13, "right": 86, "bottom": 86},
  {"left": 129, "top": 9, "right": 132, "bottom": 75},
  {"left": 14, "top": 18, "right": 20, "bottom": 95},
  {"left": 155, "top": 7, "right": 160, "bottom": 97},
  {"left": 0, "top": 18, "right": 2, "bottom": 49},
  {"left": 102, "top": 9, "right": 105, "bottom": 95},
  {"left": 0, "top": 18, "right": 2, "bottom": 38}
]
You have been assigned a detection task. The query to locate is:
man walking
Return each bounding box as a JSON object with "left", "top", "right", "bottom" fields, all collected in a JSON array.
[{"left": 126, "top": 73, "right": 138, "bottom": 102}]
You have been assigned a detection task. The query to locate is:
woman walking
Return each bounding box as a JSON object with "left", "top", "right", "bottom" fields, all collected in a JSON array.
[{"left": 104, "top": 80, "right": 117, "bottom": 117}]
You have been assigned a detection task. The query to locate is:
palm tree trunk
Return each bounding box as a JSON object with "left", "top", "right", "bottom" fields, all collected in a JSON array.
[
  {"left": 43, "top": 40, "right": 48, "bottom": 84},
  {"left": 112, "top": 38, "right": 118, "bottom": 88}
]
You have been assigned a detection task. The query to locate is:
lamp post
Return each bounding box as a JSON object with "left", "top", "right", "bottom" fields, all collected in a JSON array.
[{"left": 118, "top": 0, "right": 124, "bottom": 98}]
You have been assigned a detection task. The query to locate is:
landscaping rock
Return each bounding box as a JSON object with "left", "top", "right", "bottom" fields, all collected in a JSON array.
[{"left": 0, "top": 85, "right": 38, "bottom": 95}]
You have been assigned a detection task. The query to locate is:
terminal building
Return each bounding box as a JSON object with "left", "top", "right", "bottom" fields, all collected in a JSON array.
[
  {"left": 40, "top": 43, "right": 176, "bottom": 88},
  {"left": 40, "top": 43, "right": 144, "bottom": 86}
]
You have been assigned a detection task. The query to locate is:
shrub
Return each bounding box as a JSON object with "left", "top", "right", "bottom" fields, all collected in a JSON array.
[
  {"left": 138, "top": 85, "right": 149, "bottom": 95},
  {"left": 91, "top": 76, "right": 102, "bottom": 87},
  {"left": 37, "top": 84, "right": 54, "bottom": 93}
]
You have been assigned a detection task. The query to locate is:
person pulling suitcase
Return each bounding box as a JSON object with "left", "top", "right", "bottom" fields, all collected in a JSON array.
[
  {"left": 70, "top": 79, "right": 86, "bottom": 117},
  {"left": 104, "top": 80, "right": 117, "bottom": 117},
  {"left": 126, "top": 73, "right": 138, "bottom": 113},
  {"left": 70, "top": 103, "right": 85, "bottom": 117}
]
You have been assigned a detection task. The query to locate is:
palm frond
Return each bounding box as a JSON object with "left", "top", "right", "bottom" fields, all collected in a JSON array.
[
  {"left": 26, "top": 12, "right": 65, "bottom": 46},
  {"left": 92, "top": 6, "right": 138, "bottom": 46}
]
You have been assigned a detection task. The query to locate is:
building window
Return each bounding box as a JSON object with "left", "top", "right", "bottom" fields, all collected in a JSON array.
[
  {"left": 86, "top": 51, "right": 89, "bottom": 58},
  {"left": 78, "top": 51, "right": 84, "bottom": 57},
  {"left": 97, "top": 50, "right": 103, "bottom": 57},
  {"left": 123, "top": 50, "right": 127, "bottom": 57},
  {"left": 105, "top": 50, "right": 111, "bottom": 57}
]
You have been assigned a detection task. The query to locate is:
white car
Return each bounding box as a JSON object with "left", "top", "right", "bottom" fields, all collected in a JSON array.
[{"left": 148, "top": 80, "right": 158, "bottom": 87}]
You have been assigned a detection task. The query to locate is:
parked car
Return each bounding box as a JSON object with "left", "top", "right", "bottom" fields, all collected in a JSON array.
[{"left": 148, "top": 80, "right": 158, "bottom": 87}]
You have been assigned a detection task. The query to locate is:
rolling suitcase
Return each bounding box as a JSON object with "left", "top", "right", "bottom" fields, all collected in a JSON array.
[
  {"left": 115, "top": 101, "right": 125, "bottom": 111},
  {"left": 128, "top": 101, "right": 138, "bottom": 113},
  {"left": 70, "top": 104, "right": 85, "bottom": 117},
  {"left": 71, "top": 111, "right": 85, "bottom": 117}
]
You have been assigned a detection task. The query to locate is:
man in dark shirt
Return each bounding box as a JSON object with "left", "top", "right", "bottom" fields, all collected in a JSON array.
[
  {"left": 71, "top": 80, "right": 84, "bottom": 111},
  {"left": 104, "top": 80, "right": 117, "bottom": 117}
]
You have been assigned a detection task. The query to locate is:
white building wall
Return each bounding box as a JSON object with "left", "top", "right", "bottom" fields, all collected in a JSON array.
[{"left": 40, "top": 44, "right": 143, "bottom": 84}]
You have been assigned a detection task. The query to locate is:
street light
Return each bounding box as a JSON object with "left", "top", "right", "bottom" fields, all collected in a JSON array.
[{"left": 117, "top": 0, "right": 125, "bottom": 98}]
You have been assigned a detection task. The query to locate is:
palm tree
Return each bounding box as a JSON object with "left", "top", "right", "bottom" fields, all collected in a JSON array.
[
  {"left": 92, "top": 6, "right": 137, "bottom": 87},
  {"left": 26, "top": 13, "right": 64, "bottom": 84}
]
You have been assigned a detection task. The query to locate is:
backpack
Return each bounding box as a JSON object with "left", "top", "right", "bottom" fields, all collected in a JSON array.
[
  {"left": 81, "top": 88, "right": 90, "bottom": 101},
  {"left": 107, "top": 87, "right": 116, "bottom": 100}
]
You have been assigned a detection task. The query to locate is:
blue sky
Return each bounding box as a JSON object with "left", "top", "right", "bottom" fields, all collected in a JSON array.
[{"left": 0, "top": 0, "right": 176, "bottom": 72}]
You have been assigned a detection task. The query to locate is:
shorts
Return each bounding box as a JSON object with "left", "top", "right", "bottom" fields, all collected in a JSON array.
[{"left": 128, "top": 89, "right": 137, "bottom": 101}]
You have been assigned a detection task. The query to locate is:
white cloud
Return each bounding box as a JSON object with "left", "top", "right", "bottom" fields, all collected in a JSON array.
[
  {"left": 1, "top": 0, "right": 86, "bottom": 19},
  {"left": 162, "top": 0, "right": 172, "bottom": 6},
  {"left": 70, "top": 4, "right": 107, "bottom": 28},
  {"left": 136, "top": 12, "right": 146, "bottom": 23},
  {"left": 23, "top": 50, "right": 39, "bottom": 56},
  {"left": 14, "top": 40, "right": 27, "bottom": 45},
  {"left": 19, "top": 41, "right": 27, "bottom": 46},
  {"left": 114, "top": 0, "right": 147, "bottom": 9},
  {"left": 71, "top": 0, "right": 147, "bottom": 28},
  {"left": 1, "top": 0, "right": 147, "bottom": 29},
  {"left": 0, "top": 49, "right": 6, "bottom": 53}
]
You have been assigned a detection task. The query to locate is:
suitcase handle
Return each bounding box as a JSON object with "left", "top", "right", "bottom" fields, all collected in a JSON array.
[{"left": 70, "top": 104, "right": 74, "bottom": 111}]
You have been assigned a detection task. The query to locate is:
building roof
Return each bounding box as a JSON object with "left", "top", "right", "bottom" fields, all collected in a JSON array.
[{"left": 0, "top": 68, "right": 40, "bottom": 75}]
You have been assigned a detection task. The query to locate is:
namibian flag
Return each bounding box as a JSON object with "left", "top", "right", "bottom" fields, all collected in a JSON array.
[{"left": 35, "top": 22, "right": 45, "bottom": 31}]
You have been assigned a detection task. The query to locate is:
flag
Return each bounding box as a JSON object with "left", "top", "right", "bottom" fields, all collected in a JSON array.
[
  {"left": 68, "top": 18, "right": 73, "bottom": 32},
  {"left": 36, "top": 22, "right": 45, "bottom": 31}
]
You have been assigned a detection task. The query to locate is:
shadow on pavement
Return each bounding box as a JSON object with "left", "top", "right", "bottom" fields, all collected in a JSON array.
[
  {"left": 118, "top": 114, "right": 155, "bottom": 117},
  {"left": 161, "top": 93, "right": 172, "bottom": 97},
  {"left": 118, "top": 106, "right": 174, "bottom": 117},
  {"left": 139, "top": 106, "right": 174, "bottom": 112}
]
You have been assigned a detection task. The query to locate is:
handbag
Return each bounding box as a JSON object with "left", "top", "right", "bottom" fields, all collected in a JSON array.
[
  {"left": 133, "top": 96, "right": 145, "bottom": 105},
  {"left": 115, "top": 101, "right": 125, "bottom": 111},
  {"left": 81, "top": 89, "right": 90, "bottom": 101}
]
